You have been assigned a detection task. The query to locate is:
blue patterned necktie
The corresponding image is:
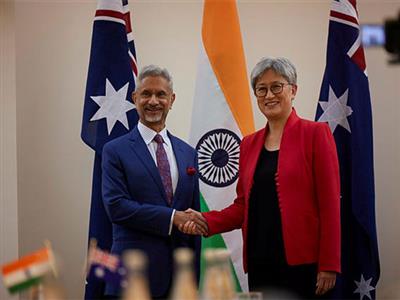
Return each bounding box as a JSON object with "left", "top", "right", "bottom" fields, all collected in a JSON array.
[{"left": 154, "top": 134, "right": 173, "bottom": 205}]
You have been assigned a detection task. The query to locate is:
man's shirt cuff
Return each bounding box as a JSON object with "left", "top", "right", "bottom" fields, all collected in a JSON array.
[{"left": 169, "top": 209, "right": 176, "bottom": 235}]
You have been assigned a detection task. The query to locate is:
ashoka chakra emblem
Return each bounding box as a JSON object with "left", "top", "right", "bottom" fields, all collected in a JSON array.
[{"left": 196, "top": 129, "right": 241, "bottom": 187}]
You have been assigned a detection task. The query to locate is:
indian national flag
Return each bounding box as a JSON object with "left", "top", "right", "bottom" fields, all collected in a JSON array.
[
  {"left": 1, "top": 247, "right": 54, "bottom": 294},
  {"left": 189, "top": 0, "right": 255, "bottom": 291}
]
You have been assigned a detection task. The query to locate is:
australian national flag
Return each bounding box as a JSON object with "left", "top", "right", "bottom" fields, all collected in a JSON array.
[
  {"left": 316, "top": 0, "right": 380, "bottom": 299},
  {"left": 81, "top": 0, "right": 138, "bottom": 298}
]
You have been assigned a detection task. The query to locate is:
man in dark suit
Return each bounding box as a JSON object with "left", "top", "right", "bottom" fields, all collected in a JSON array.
[{"left": 101, "top": 65, "right": 207, "bottom": 298}]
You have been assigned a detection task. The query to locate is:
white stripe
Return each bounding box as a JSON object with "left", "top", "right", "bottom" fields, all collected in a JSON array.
[
  {"left": 347, "top": 33, "right": 361, "bottom": 58},
  {"left": 97, "top": 0, "right": 123, "bottom": 13},
  {"left": 127, "top": 32, "right": 134, "bottom": 42},
  {"left": 28, "top": 262, "right": 52, "bottom": 277},
  {"left": 330, "top": 16, "right": 359, "bottom": 29},
  {"left": 3, "top": 270, "right": 27, "bottom": 287},
  {"left": 3, "top": 261, "right": 52, "bottom": 287},
  {"left": 190, "top": 43, "right": 242, "bottom": 147},
  {"left": 331, "top": 0, "right": 358, "bottom": 19},
  {"left": 128, "top": 50, "right": 136, "bottom": 64},
  {"left": 94, "top": 16, "right": 125, "bottom": 26},
  {"left": 122, "top": 4, "right": 129, "bottom": 14},
  {"left": 128, "top": 52, "right": 138, "bottom": 76},
  {"left": 189, "top": 42, "right": 248, "bottom": 292}
]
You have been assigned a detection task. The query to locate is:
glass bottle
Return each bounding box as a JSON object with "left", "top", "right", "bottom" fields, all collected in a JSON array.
[
  {"left": 122, "top": 250, "right": 151, "bottom": 300},
  {"left": 201, "top": 249, "right": 237, "bottom": 300},
  {"left": 170, "top": 248, "right": 198, "bottom": 300}
]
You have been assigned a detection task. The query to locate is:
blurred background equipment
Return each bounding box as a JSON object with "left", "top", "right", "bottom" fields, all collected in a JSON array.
[
  {"left": 384, "top": 11, "right": 400, "bottom": 63},
  {"left": 361, "top": 10, "right": 400, "bottom": 63},
  {"left": 360, "top": 24, "right": 385, "bottom": 47}
]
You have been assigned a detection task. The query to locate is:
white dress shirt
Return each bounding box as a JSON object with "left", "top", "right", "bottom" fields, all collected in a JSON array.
[{"left": 137, "top": 121, "right": 178, "bottom": 234}]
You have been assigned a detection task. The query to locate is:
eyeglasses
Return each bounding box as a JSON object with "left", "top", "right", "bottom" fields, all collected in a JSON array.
[{"left": 255, "top": 82, "right": 291, "bottom": 97}]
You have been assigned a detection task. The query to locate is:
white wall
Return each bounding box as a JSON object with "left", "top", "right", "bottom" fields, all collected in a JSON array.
[
  {"left": 360, "top": 3, "right": 400, "bottom": 297},
  {"left": 4, "top": 0, "right": 399, "bottom": 299},
  {"left": 0, "top": 1, "right": 19, "bottom": 299}
]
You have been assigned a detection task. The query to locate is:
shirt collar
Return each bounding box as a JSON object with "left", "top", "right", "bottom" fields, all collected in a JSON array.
[{"left": 137, "top": 121, "right": 170, "bottom": 147}]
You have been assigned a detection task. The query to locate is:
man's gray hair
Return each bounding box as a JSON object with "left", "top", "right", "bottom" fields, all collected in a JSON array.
[
  {"left": 135, "top": 65, "right": 173, "bottom": 91},
  {"left": 250, "top": 57, "right": 297, "bottom": 91}
]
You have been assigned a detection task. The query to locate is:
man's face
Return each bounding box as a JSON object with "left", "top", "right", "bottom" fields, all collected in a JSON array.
[{"left": 133, "top": 76, "right": 175, "bottom": 131}]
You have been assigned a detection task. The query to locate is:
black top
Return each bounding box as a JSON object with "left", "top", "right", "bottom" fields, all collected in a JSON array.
[{"left": 247, "top": 147, "right": 286, "bottom": 267}]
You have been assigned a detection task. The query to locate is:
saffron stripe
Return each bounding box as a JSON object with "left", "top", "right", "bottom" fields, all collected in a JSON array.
[
  {"left": 2, "top": 248, "right": 49, "bottom": 275},
  {"left": 202, "top": 0, "right": 254, "bottom": 137},
  {"left": 3, "top": 261, "right": 52, "bottom": 287}
]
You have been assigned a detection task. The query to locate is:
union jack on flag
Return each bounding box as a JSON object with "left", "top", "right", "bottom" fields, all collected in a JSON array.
[
  {"left": 89, "top": 248, "right": 119, "bottom": 272},
  {"left": 86, "top": 243, "right": 127, "bottom": 289},
  {"left": 81, "top": 0, "right": 139, "bottom": 298},
  {"left": 316, "top": 1, "right": 380, "bottom": 299}
]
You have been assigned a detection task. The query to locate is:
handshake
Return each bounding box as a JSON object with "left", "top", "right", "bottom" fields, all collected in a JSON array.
[{"left": 173, "top": 209, "right": 209, "bottom": 236}]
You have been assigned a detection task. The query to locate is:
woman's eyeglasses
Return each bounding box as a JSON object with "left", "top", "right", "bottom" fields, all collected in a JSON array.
[{"left": 255, "top": 82, "right": 292, "bottom": 97}]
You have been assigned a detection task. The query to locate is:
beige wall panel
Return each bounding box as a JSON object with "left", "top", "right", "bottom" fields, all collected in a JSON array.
[{"left": 0, "top": 0, "right": 19, "bottom": 299}]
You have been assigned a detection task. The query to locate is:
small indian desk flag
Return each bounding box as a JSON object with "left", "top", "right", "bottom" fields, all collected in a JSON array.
[{"left": 1, "top": 246, "right": 55, "bottom": 294}]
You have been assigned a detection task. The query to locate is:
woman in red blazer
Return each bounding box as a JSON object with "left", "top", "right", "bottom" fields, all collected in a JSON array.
[{"left": 182, "top": 57, "right": 340, "bottom": 298}]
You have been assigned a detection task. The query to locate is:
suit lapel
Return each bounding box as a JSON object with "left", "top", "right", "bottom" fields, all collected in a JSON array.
[
  {"left": 245, "top": 109, "right": 298, "bottom": 197},
  {"left": 128, "top": 127, "right": 168, "bottom": 203},
  {"left": 245, "top": 128, "right": 266, "bottom": 199},
  {"left": 169, "top": 132, "right": 185, "bottom": 207}
]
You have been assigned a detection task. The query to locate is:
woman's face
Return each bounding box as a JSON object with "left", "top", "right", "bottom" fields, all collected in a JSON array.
[{"left": 254, "top": 69, "right": 297, "bottom": 121}]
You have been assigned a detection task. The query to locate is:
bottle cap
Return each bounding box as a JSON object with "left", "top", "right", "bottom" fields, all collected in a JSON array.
[
  {"left": 123, "top": 250, "right": 147, "bottom": 270},
  {"left": 174, "top": 248, "right": 193, "bottom": 264}
]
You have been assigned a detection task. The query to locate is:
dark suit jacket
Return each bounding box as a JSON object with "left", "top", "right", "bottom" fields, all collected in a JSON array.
[
  {"left": 204, "top": 109, "right": 341, "bottom": 273},
  {"left": 102, "top": 126, "right": 200, "bottom": 297}
]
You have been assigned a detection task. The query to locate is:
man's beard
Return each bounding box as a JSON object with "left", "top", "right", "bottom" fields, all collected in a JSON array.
[{"left": 144, "top": 111, "right": 163, "bottom": 123}]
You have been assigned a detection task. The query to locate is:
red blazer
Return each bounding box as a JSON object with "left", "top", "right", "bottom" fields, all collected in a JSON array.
[{"left": 203, "top": 109, "right": 341, "bottom": 273}]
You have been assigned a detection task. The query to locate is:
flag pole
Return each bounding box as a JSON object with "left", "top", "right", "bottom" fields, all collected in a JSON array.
[
  {"left": 83, "top": 239, "right": 98, "bottom": 279},
  {"left": 43, "top": 240, "right": 57, "bottom": 278}
]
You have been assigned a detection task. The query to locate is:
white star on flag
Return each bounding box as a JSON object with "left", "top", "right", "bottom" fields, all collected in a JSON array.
[
  {"left": 354, "top": 274, "right": 375, "bottom": 300},
  {"left": 317, "top": 85, "right": 353, "bottom": 133},
  {"left": 90, "top": 78, "right": 135, "bottom": 135},
  {"left": 94, "top": 267, "right": 105, "bottom": 278}
]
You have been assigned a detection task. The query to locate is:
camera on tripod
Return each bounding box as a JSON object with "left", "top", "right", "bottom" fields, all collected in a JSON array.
[{"left": 361, "top": 11, "right": 400, "bottom": 64}]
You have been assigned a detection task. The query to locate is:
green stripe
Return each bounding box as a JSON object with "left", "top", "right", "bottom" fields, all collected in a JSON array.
[
  {"left": 8, "top": 277, "right": 42, "bottom": 294},
  {"left": 200, "top": 193, "right": 242, "bottom": 292}
]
